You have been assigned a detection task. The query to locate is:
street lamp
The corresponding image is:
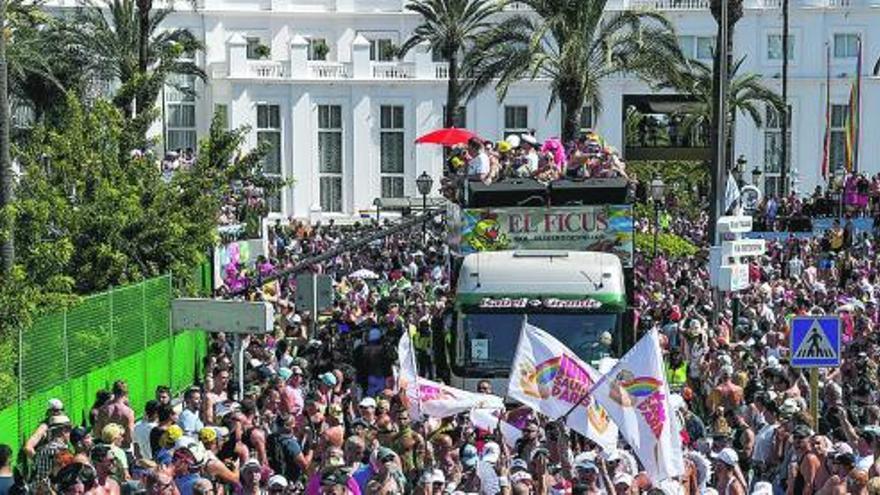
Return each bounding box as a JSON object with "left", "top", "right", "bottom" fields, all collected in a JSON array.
[
  {"left": 416, "top": 171, "right": 434, "bottom": 244},
  {"left": 650, "top": 175, "right": 665, "bottom": 258},
  {"left": 372, "top": 197, "right": 381, "bottom": 225},
  {"left": 735, "top": 155, "right": 747, "bottom": 187},
  {"left": 751, "top": 167, "right": 763, "bottom": 186}
]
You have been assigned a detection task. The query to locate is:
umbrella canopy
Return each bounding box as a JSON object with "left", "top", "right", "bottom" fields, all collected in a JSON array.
[
  {"left": 349, "top": 269, "right": 379, "bottom": 280},
  {"left": 415, "top": 128, "right": 478, "bottom": 146}
]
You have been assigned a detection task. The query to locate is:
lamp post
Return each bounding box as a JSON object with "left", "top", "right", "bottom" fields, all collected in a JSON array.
[
  {"left": 372, "top": 197, "right": 381, "bottom": 225},
  {"left": 416, "top": 171, "right": 433, "bottom": 244},
  {"left": 751, "top": 167, "right": 762, "bottom": 187},
  {"left": 650, "top": 175, "right": 665, "bottom": 258},
  {"left": 735, "top": 155, "right": 747, "bottom": 187}
]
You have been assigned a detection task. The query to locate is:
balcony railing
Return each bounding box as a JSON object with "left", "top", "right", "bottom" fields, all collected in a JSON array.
[
  {"left": 828, "top": 0, "right": 851, "bottom": 6},
  {"left": 249, "top": 60, "right": 284, "bottom": 78},
  {"left": 434, "top": 62, "right": 449, "bottom": 79},
  {"left": 308, "top": 61, "right": 350, "bottom": 79},
  {"left": 629, "top": 0, "right": 709, "bottom": 9},
  {"left": 371, "top": 62, "right": 416, "bottom": 79}
]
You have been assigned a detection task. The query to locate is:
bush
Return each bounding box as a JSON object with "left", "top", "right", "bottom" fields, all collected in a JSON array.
[{"left": 635, "top": 231, "right": 699, "bottom": 258}]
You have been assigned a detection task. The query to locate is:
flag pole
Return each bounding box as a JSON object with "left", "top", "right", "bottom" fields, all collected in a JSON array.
[
  {"left": 822, "top": 42, "right": 831, "bottom": 186},
  {"left": 854, "top": 35, "right": 862, "bottom": 173}
]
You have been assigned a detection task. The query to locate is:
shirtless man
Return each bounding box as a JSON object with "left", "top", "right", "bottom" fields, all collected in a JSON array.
[
  {"left": 817, "top": 452, "right": 855, "bottom": 495},
  {"left": 90, "top": 445, "right": 121, "bottom": 495},
  {"left": 787, "top": 425, "right": 821, "bottom": 495},
  {"left": 709, "top": 366, "right": 744, "bottom": 414},
  {"left": 94, "top": 381, "right": 135, "bottom": 449}
]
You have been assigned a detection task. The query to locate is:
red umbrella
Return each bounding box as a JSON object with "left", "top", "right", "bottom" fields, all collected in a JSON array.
[{"left": 415, "top": 128, "right": 478, "bottom": 146}]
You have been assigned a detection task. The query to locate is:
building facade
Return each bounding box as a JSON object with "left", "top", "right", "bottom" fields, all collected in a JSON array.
[{"left": 49, "top": 0, "right": 880, "bottom": 218}]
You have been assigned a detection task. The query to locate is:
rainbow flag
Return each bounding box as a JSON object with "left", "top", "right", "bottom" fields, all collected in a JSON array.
[{"left": 844, "top": 36, "right": 862, "bottom": 172}]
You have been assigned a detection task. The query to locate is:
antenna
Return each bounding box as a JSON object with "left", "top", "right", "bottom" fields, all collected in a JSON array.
[{"left": 579, "top": 270, "right": 603, "bottom": 291}]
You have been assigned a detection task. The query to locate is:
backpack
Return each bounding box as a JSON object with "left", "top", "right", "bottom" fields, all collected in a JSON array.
[{"left": 266, "top": 432, "right": 296, "bottom": 479}]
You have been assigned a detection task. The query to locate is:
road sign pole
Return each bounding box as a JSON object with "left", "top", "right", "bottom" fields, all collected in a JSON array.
[
  {"left": 311, "top": 272, "right": 318, "bottom": 339},
  {"left": 810, "top": 368, "right": 819, "bottom": 431}
]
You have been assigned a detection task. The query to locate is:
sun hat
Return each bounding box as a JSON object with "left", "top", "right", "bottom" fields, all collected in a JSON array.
[
  {"left": 48, "top": 415, "right": 72, "bottom": 428},
  {"left": 521, "top": 134, "right": 538, "bottom": 146}
]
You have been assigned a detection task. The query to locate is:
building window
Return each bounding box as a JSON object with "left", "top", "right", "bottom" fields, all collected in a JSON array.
[
  {"left": 380, "top": 106, "right": 405, "bottom": 198},
  {"left": 318, "top": 105, "right": 343, "bottom": 212},
  {"left": 246, "top": 37, "right": 263, "bottom": 60},
  {"left": 443, "top": 106, "right": 467, "bottom": 129},
  {"left": 308, "top": 38, "right": 328, "bottom": 61},
  {"left": 579, "top": 105, "right": 593, "bottom": 133},
  {"left": 678, "top": 36, "right": 715, "bottom": 60},
  {"left": 214, "top": 104, "right": 229, "bottom": 130},
  {"left": 830, "top": 104, "right": 848, "bottom": 174},
  {"left": 165, "top": 74, "right": 197, "bottom": 154},
  {"left": 763, "top": 104, "right": 790, "bottom": 196},
  {"left": 370, "top": 39, "right": 396, "bottom": 62},
  {"left": 504, "top": 106, "right": 529, "bottom": 139},
  {"left": 767, "top": 34, "right": 795, "bottom": 61},
  {"left": 257, "top": 104, "right": 282, "bottom": 213},
  {"left": 833, "top": 33, "right": 859, "bottom": 59}
]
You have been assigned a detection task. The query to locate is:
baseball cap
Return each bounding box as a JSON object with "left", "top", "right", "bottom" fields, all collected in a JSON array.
[
  {"left": 359, "top": 397, "right": 377, "bottom": 408},
  {"left": 377, "top": 447, "right": 397, "bottom": 463},
  {"left": 291, "top": 365, "right": 304, "bottom": 376},
  {"left": 575, "top": 459, "right": 598, "bottom": 472},
  {"left": 711, "top": 447, "right": 739, "bottom": 467},
  {"left": 48, "top": 398, "right": 64, "bottom": 411},
  {"left": 319, "top": 372, "right": 338, "bottom": 387},
  {"left": 70, "top": 427, "right": 89, "bottom": 445},
  {"left": 530, "top": 447, "right": 550, "bottom": 462},
  {"left": 278, "top": 367, "right": 293, "bottom": 381},
  {"left": 510, "top": 458, "right": 528, "bottom": 471},
  {"left": 48, "top": 415, "right": 72, "bottom": 428},
  {"left": 320, "top": 468, "right": 349, "bottom": 487},
  {"left": 613, "top": 472, "right": 633, "bottom": 487},
  {"left": 836, "top": 452, "right": 856, "bottom": 466},
  {"left": 460, "top": 444, "right": 478, "bottom": 468},
  {"left": 792, "top": 424, "right": 814, "bottom": 439},
  {"left": 241, "top": 459, "right": 261, "bottom": 472},
  {"left": 268, "top": 475, "right": 288, "bottom": 488}
]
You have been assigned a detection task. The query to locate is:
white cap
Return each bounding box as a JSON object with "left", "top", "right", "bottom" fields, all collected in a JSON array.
[
  {"left": 48, "top": 399, "right": 64, "bottom": 411},
  {"left": 510, "top": 458, "right": 528, "bottom": 471},
  {"left": 268, "top": 475, "right": 288, "bottom": 488},
  {"left": 521, "top": 134, "right": 538, "bottom": 146},
  {"left": 510, "top": 471, "right": 532, "bottom": 483},
  {"left": 430, "top": 469, "right": 446, "bottom": 484},
  {"left": 752, "top": 481, "right": 773, "bottom": 495},
  {"left": 712, "top": 447, "right": 739, "bottom": 467},
  {"left": 359, "top": 397, "right": 377, "bottom": 408},
  {"left": 613, "top": 472, "right": 633, "bottom": 487},
  {"left": 505, "top": 134, "right": 521, "bottom": 148}
]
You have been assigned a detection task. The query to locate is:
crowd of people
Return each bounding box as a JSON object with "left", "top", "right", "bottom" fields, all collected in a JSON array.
[
  {"left": 443, "top": 130, "right": 628, "bottom": 195},
  {"left": 9, "top": 180, "right": 880, "bottom": 495}
]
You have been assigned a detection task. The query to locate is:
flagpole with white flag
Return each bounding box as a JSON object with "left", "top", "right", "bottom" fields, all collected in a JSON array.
[
  {"left": 589, "top": 329, "right": 684, "bottom": 482},
  {"left": 724, "top": 171, "right": 741, "bottom": 214}
]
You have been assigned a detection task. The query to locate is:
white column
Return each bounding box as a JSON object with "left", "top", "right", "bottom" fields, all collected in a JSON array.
[
  {"left": 351, "top": 34, "right": 371, "bottom": 79},
  {"left": 228, "top": 33, "right": 248, "bottom": 77},
  {"left": 289, "top": 35, "right": 309, "bottom": 78}
]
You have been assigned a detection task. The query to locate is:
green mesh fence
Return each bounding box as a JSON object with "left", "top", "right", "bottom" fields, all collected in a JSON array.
[{"left": 0, "top": 271, "right": 209, "bottom": 460}]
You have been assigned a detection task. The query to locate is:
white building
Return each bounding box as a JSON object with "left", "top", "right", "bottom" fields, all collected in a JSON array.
[{"left": 52, "top": 0, "right": 880, "bottom": 218}]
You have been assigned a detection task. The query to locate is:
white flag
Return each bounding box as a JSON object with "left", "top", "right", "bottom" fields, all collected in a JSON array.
[
  {"left": 507, "top": 322, "right": 618, "bottom": 450},
  {"left": 724, "top": 171, "right": 741, "bottom": 213},
  {"left": 397, "top": 333, "right": 503, "bottom": 419},
  {"left": 470, "top": 408, "right": 523, "bottom": 448},
  {"left": 396, "top": 331, "right": 419, "bottom": 390},
  {"left": 590, "top": 329, "right": 684, "bottom": 482},
  {"left": 405, "top": 377, "right": 504, "bottom": 419}
]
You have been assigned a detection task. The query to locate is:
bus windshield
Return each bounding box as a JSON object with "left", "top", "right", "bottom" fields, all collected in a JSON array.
[{"left": 454, "top": 312, "right": 619, "bottom": 376}]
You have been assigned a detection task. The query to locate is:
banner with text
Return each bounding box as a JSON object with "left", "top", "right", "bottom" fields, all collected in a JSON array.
[{"left": 458, "top": 205, "right": 633, "bottom": 266}]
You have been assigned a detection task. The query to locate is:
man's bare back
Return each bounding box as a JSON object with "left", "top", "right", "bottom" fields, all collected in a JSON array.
[{"left": 95, "top": 399, "right": 134, "bottom": 448}]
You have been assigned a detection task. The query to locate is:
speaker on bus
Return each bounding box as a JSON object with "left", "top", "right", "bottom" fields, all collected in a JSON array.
[
  {"left": 467, "top": 179, "right": 547, "bottom": 207},
  {"left": 549, "top": 179, "right": 629, "bottom": 206}
]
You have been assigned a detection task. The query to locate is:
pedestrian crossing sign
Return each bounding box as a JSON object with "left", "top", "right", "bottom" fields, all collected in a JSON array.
[{"left": 790, "top": 316, "right": 841, "bottom": 368}]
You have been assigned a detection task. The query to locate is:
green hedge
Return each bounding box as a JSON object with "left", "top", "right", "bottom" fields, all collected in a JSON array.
[{"left": 635, "top": 231, "right": 700, "bottom": 257}]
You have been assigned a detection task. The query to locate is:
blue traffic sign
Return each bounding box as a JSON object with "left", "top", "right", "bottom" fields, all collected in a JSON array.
[{"left": 790, "top": 316, "right": 841, "bottom": 368}]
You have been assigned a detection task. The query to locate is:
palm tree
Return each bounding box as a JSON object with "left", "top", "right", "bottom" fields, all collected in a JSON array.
[
  {"left": 399, "top": 0, "right": 502, "bottom": 129},
  {"left": 71, "top": 0, "right": 204, "bottom": 142},
  {"left": 660, "top": 56, "right": 784, "bottom": 165},
  {"left": 464, "top": 0, "right": 684, "bottom": 143}
]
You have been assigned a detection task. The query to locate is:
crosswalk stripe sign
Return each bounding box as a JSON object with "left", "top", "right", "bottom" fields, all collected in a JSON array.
[{"left": 790, "top": 316, "right": 841, "bottom": 368}]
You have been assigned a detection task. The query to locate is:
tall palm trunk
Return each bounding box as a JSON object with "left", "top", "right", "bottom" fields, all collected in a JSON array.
[
  {"left": 0, "top": 0, "right": 13, "bottom": 275},
  {"left": 444, "top": 51, "right": 460, "bottom": 128},
  {"left": 136, "top": 0, "right": 151, "bottom": 116},
  {"left": 560, "top": 82, "right": 584, "bottom": 143}
]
